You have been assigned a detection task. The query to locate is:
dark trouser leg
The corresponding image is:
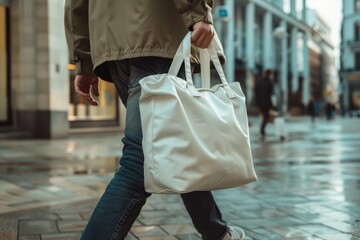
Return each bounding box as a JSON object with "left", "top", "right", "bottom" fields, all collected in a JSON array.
[
  {"left": 260, "top": 107, "right": 270, "bottom": 136},
  {"left": 181, "top": 192, "right": 228, "bottom": 240}
]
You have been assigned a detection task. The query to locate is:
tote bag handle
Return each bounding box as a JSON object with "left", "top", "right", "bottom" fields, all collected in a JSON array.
[{"left": 168, "top": 32, "right": 236, "bottom": 98}]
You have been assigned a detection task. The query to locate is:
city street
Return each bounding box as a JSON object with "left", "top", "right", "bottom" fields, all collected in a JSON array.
[{"left": 0, "top": 117, "right": 359, "bottom": 240}]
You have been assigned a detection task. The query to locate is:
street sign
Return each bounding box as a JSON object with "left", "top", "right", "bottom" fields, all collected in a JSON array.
[
  {"left": 219, "top": 8, "right": 228, "bottom": 18},
  {"left": 214, "top": 6, "right": 231, "bottom": 22}
]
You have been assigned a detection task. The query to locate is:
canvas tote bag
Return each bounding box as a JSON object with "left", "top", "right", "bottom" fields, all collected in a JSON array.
[{"left": 139, "top": 32, "right": 257, "bottom": 194}]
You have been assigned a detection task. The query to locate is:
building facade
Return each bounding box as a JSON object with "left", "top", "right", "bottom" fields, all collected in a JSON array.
[
  {"left": 341, "top": 0, "right": 360, "bottom": 114},
  {"left": 0, "top": 0, "right": 338, "bottom": 139},
  {"left": 0, "top": 0, "right": 125, "bottom": 138},
  {"left": 213, "top": 0, "right": 337, "bottom": 115}
]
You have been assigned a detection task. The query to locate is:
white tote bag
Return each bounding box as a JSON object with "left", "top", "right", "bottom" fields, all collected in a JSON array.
[{"left": 139, "top": 32, "right": 257, "bottom": 194}]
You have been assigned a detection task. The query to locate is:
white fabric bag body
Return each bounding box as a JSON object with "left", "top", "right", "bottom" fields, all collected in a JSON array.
[{"left": 139, "top": 32, "right": 257, "bottom": 194}]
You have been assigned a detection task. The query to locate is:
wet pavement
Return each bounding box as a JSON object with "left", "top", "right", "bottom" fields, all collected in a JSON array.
[{"left": 0, "top": 117, "right": 359, "bottom": 240}]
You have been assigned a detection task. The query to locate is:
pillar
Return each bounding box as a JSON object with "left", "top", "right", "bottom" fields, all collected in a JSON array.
[
  {"left": 11, "top": 0, "right": 69, "bottom": 138},
  {"left": 280, "top": 21, "right": 288, "bottom": 115},
  {"left": 245, "top": 1, "right": 256, "bottom": 104},
  {"left": 245, "top": 1, "right": 255, "bottom": 70},
  {"left": 302, "top": 0, "right": 307, "bottom": 21},
  {"left": 302, "top": 31, "right": 310, "bottom": 105},
  {"left": 291, "top": 0, "right": 297, "bottom": 17},
  {"left": 235, "top": 2, "right": 243, "bottom": 59},
  {"left": 291, "top": 27, "right": 299, "bottom": 92},
  {"left": 263, "top": 11, "right": 274, "bottom": 70},
  {"left": 224, "top": 0, "right": 235, "bottom": 82}
]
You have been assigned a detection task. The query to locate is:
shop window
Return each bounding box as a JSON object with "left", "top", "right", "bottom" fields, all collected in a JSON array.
[
  {"left": 68, "top": 64, "right": 119, "bottom": 127},
  {"left": 0, "top": 6, "right": 8, "bottom": 123}
]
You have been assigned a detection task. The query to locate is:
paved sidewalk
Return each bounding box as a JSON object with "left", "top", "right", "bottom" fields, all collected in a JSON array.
[{"left": 0, "top": 117, "right": 359, "bottom": 240}]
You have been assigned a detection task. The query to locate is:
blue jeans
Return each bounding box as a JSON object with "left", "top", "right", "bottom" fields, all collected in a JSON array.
[{"left": 80, "top": 57, "right": 228, "bottom": 240}]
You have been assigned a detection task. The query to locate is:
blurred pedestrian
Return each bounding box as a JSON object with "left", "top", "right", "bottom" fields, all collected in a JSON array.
[
  {"left": 64, "top": 0, "right": 245, "bottom": 239},
  {"left": 255, "top": 69, "right": 274, "bottom": 139},
  {"left": 326, "top": 101, "right": 336, "bottom": 121},
  {"left": 308, "top": 96, "right": 316, "bottom": 123}
]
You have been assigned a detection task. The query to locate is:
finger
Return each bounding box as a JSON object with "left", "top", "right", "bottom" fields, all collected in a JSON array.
[
  {"left": 75, "top": 87, "right": 96, "bottom": 104},
  {"left": 87, "top": 99, "right": 98, "bottom": 106},
  {"left": 74, "top": 82, "right": 91, "bottom": 95},
  {"left": 202, "top": 29, "right": 214, "bottom": 48},
  {"left": 91, "top": 82, "right": 99, "bottom": 97},
  {"left": 76, "top": 90, "right": 91, "bottom": 98},
  {"left": 191, "top": 29, "right": 201, "bottom": 43},
  {"left": 77, "top": 91, "right": 90, "bottom": 98},
  {"left": 203, "top": 31, "right": 214, "bottom": 48},
  {"left": 193, "top": 33, "right": 207, "bottom": 48},
  {"left": 89, "top": 87, "right": 99, "bottom": 105},
  {"left": 192, "top": 34, "right": 206, "bottom": 48},
  {"left": 192, "top": 28, "right": 214, "bottom": 48},
  {"left": 80, "top": 95, "right": 98, "bottom": 106}
]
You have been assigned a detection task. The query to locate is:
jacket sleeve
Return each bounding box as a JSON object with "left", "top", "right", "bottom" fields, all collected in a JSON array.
[
  {"left": 172, "top": 0, "right": 214, "bottom": 29},
  {"left": 64, "top": 0, "right": 94, "bottom": 75}
]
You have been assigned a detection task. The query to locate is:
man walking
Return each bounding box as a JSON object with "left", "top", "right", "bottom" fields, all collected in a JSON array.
[{"left": 65, "top": 0, "right": 246, "bottom": 239}]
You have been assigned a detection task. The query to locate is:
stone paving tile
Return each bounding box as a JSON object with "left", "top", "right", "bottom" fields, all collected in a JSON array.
[
  {"left": 138, "top": 236, "right": 178, "bottom": 240},
  {"left": 133, "top": 220, "right": 144, "bottom": 227},
  {"left": 140, "top": 210, "right": 175, "bottom": 218},
  {"left": 266, "top": 225, "right": 321, "bottom": 239},
  {"left": 124, "top": 233, "right": 138, "bottom": 240},
  {"left": 79, "top": 210, "right": 93, "bottom": 220},
  {"left": 18, "top": 213, "right": 59, "bottom": 220},
  {"left": 160, "top": 224, "right": 197, "bottom": 235},
  {"left": 57, "top": 219, "right": 88, "bottom": 232},
  {"left": 247, "top": 227, "right": 288, "bottom": 239},
  {"left": 321, "top": 209, "right": 360, "bottom": 223},
  {"left": 242, "top": 229, "right": 269, "bottom": 240},
  {"left": 18, "top": 220, "right": 58, "bottom": 235},
  {"left": 316, "top": 233, "right": 360, "bottom": 240},
  {"left": 0, "top": 218, "right": 17, "bottom": 240},
  {"left": 0, "top": 232, "right": 17, "bottom": 240},
  {"left": 0, "top": 118, "right": 359, "bottom": 239},
  {"left": 175, "top": 233, "right": 202, "bottom": 239},
  {"left": 138, "top": 216, "right": 192, "bottom": 226},
  {"left": 321, "top": 221, "right": 360, "bottom": 236},
  {"left": 297, "top": 224, "right": 343, "bottom": 235},
  {"left": 41, "top": 232, "right": 82, "bottom": 240},
  {"left": 228, "top": 218, "right": 265, "bottom": 229},
  {"left": 18, "top": 235, "right": 41, "bottom": 240},
  {"left": 58, "top": 212, "right": 83, "bottom": 220},
  {"left": 130, "top": 226, "right": 168, "bottom": 237}
]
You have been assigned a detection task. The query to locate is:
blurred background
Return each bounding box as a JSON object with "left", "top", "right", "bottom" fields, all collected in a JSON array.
[
  {"left": 0, "top": 1, "right": 359, "bottom": 239},
  {"left": 0, "top": 0, "right": 358, "bottom": 139}
]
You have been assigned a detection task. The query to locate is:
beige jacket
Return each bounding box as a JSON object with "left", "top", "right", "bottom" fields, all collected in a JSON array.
[{"left": 64, "top": 0, "right": 224, "bottom": 81}]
